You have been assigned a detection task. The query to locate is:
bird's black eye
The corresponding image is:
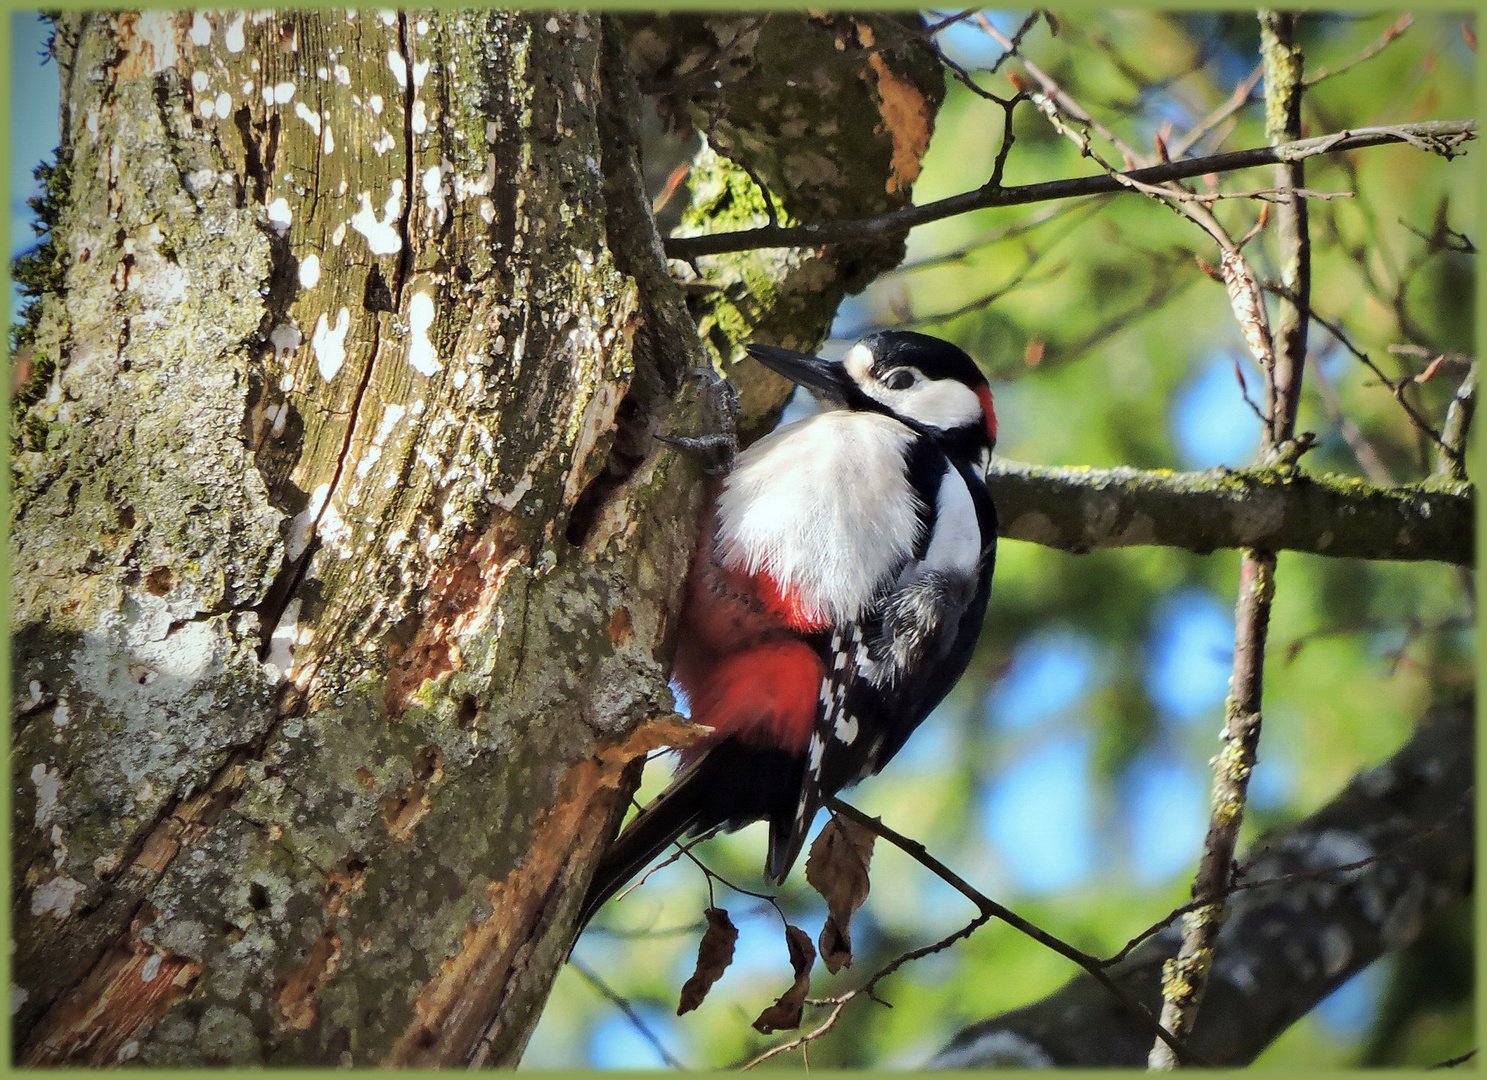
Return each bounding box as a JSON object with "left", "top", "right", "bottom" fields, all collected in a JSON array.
[{"left": 882, "top": 368, "right": 915, "bottom": 390}]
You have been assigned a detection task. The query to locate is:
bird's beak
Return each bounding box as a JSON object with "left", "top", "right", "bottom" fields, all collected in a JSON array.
[{"left": 745, "top": 344, "right": 852, "bottom": 404}]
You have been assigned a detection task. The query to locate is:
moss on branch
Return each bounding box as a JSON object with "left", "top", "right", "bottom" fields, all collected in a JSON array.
[{"left": 990, "top": 461, "right": 1473, "bottom": 566}]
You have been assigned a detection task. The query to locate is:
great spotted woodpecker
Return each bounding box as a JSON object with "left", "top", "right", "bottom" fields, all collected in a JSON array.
[{"left": 578, "top": 330, "right": 997, "bottom": 931}]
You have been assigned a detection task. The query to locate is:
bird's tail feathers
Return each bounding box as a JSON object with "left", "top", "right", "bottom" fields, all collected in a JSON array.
[{"left": 573, "top": 766, "right": 709, "bottom": 937}]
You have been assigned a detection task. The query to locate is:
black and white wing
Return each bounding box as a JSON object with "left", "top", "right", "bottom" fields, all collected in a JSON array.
[{"left": 765, "top": 453, "right": 997, "bottom": 884}]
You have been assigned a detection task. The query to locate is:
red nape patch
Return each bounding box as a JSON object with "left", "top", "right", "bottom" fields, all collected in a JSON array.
[
  {"left": 758, "top": 572, "right": 830, "bottom": 632},
  {"left": 976, "top": 384, "right": 998, "bottom": 444},
  {"left": 684, "top": 640, "right": 823, "bottom": 754}
]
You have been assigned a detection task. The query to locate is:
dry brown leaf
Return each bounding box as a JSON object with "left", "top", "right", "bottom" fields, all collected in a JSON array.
[
  {"left": 677, "top": 907, "right": 739, "bottom": 1015},
  {"left": 751, "top": 924, "right": 815, "bottom": 1033},
  {"left": 805, "top": 814, "right": 876, "bottom": 974}
]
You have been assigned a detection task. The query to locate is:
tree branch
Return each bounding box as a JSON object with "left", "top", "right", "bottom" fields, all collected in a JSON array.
[
  {"left": 821, "top": 799, "right": 1203, "bottom": 1067},
  {"left": 988, "top": 461, "right": 1473, "bottom": 566},
  {"left": 1149, "top": 14, "right": 1312, "bottom": 1065},
  {"left": 931, "top": 698, "right": 1474, "bottom": 1068},
  {"left": 663, "top": 120, "right": 1476, "bottom": 259}
]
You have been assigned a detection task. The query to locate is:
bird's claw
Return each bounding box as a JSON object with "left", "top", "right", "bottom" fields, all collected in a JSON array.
[{"left": 660, "top": 365, "right": 739, "bottom": 474}]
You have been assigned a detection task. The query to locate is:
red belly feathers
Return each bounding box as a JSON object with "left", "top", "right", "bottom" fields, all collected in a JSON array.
[{"left": 671, "top": 510, "right": 825, "bottom": 756}]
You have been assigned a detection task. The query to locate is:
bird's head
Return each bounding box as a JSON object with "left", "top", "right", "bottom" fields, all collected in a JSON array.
[{"left": 746, "top": 330, "right": 997, "bottom": 459}]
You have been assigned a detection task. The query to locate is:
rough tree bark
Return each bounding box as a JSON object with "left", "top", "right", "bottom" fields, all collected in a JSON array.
[{"left": 10, "top": 10, "right": 941, "bottom": 1066}]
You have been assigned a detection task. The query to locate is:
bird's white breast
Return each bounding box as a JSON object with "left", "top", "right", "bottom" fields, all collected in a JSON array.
[{"left": 715, "top": 410, "right": 922, "bottom": 623}]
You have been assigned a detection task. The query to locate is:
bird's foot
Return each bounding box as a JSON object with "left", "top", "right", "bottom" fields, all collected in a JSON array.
[{"left": 659, "top": 366, "right": 738, "bottom": 474}]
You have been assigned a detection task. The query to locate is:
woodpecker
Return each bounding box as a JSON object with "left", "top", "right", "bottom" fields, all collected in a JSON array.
[{"left": 577, "top": 330, "right": 997, "bottom": 932}]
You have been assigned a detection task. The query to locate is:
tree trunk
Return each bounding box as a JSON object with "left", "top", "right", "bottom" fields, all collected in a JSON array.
[{"left": 10, "top": 10, "right": 941, "bottom": 1065}]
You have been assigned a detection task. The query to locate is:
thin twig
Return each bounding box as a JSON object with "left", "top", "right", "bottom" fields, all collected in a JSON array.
[
  {"left": 1307, "top": 341, "right": 1396, "bottom": 485},
  {"left": 663, "top": 121, "right": 1476, "bottom": 259},
  {"left": 1168, "top": 63, "right": 1264, "bottom": 159},
  {"left": 1268, "top": 281, "right": 1455, "bottom": 456},
  {"left": 1103, "top": 792, "right": 1473, "bottom": 967},
  {"left": 1150, "top": 14, "right": 1309, "bottom": 1066},
  {"left": 1303, "top": 13, "right": 1414, "bottom": 87},
  {"left": 570, "top": 957, "right": 687, "bottom": 1070},
  {"left": 823, "top": 798, "right": 1204, "bottom": 1067},
  {"left": 1429, "top": 1048, "right": 1479, "bottom": 1069}
]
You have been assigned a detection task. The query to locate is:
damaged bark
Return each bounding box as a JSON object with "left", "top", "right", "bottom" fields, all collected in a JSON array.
[{"left": 10, "top": 10, "right": 941, "bottom": 1065}]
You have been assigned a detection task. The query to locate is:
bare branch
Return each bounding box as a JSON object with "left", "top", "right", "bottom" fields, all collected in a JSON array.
[
  {"left": 663, "top": 121, "right": 1477, "bottom": 259},
  {"left": 1150, "top": 16, "right": 1312, "bottom": 1062},
  {"left": 824, "top": 798, "right": 1204, "bottom": 1067},
  {"left": 1168, "top": 63, "right": 1264, "bottom": 159},
  {"left": 1304, "top": 13, "right": 1414, "bottom": 87},
  {"left": 989, "top": 459, "right": 1473, "bottom": 566},
  {"left": 570, "top": 958, "right": 688, "bottom": 1070}
]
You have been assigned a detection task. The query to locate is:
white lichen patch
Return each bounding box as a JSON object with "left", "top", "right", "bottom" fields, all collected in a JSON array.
[
  {"left": 224, "top": 12, "right": 246, "bottom": 52},
  {"left": 192, "top": 69, "right": 210, "bottom": 92},
  {"left": 388, "top": 49, "right": 408, "bottom": 89},
  {"left": 297, "top": 253, "right": 321, "bottom": 289},
  {"left": 454, "top": 154, "right": 496, "bottom": 201},
  {"left": 331, "top": 221, "right": 347, "bottom": 246},
  {"left": 352, "top": 403, "right": 408, "bottom": 486},
  {"left": 411, "top": 99, "right": 428, "bottom": 134},
  {"left": 323, "top": 124, "right": 335, "bottom": 154},
  {"left": 266, "top": 197, "right": 293, "bottom": 234},
  {"left": 334, "top": 63, "right": 351, "bottom": 85},
  {"left": 294, "top": 100, "right": 322, "bottom": 135},
  {"left": 369, "top": 93, "right": 384, "bottom": 115},
  {"left": 312, "top": 307, "right": 351, "bottom": 381},
  {"left": 31, "top": 875, "right": 86, "bottom": 920},
  {"left": 350, "top": 183, "right": 403, "bottom": 254},
  {"left": 31, "top": 763, "right": 61, "bottom": 828},
  {"left": 189, "top": 11, "right": 212, "bottom": 46},
  {"left": 270, "top": 321, "right": 302, "bottom": 363},
  {"left": 214, "top": 91, "right": 231, "bottom": 117},
  {"left": 412, "top": 58, "right": 431, "bottom": 88},
  {"left": 265, "top": 597, "right": 302, "bottom": 677},
  {"left": 406, "top": 293, "right": 441, "bottom": 375},
  {"left": 370, "top": 129, "right": 395, "bottom": 156},
  {"left": 422, "top": 164, "right": 448, "bottom": 227},
  {"left": 134, "top": 11, "right": 180, "bottom": 73},
  {"left": 51, "top": 699, "right": 71, "bottom": 728},
  {"left": 379, "top": 9, "right": 397, "bottom": 26},
  {"left": 273, "top": 80, "right": 296, "bottom": 103},
  {"left": 286, "top": 488, "right": 329, "bottom": 562}
]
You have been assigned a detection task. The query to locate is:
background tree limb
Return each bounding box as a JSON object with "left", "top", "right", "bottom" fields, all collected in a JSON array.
[
  {"left": 930, "top": 697, "right": 1473, "bottom": 1068},
  {"left": 990, "top": 461, "right": 1472, "bottom": 565}
]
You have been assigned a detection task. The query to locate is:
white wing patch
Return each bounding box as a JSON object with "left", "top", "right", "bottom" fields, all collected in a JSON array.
[{"left": 833, "top": 712, "right": 859, "bottom": 744}]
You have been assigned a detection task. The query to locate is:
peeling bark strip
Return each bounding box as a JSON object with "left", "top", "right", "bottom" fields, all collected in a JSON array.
[
  {"left": 22, "top": 909, "right": 201, "bottom": 1067},
  {"left": 13, "top": 9, "right": 945, "bottom": 1065},
  {"left": 990, "top": 461, "right": 1473, "bottom": 565},
  {"left": 386, "top": 717, "right": 701, "bottom": 1066}
]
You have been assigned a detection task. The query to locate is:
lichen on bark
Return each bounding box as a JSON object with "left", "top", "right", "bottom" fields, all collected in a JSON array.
[{"left": 11, "top": 10, "right": 947, "bottom": 1065}]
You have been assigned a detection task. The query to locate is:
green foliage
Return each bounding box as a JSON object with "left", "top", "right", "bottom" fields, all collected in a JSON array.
[{"left": 537, "top": 10, "right": 1473, "bottom": 1068}]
